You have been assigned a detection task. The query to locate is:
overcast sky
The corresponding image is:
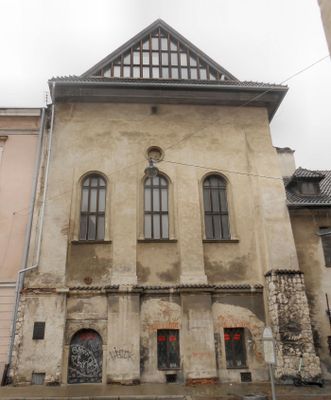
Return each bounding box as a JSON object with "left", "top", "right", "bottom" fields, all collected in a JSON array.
[{"left": 0, "top": 0, "right": 330, "bottom": 169}]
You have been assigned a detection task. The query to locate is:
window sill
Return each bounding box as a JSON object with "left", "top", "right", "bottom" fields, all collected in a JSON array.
[
  {"left": 158, "top": 367, "right": 181, "bottom": 371},
  {"left": 203, "top": 239, "right": 239, "bottom": 243},
  {"left": 71, "top": 240, "right": 112, "bottom": 245},
  {"left": 226, "top": 366, "right": 248, "bottom": 370},
  {"left": 138, "top": 239, "right": 177, "bottom": 243}
]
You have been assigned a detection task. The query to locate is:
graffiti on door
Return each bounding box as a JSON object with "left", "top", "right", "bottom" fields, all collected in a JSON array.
[{"left": 68, "top": 329, "right": 102, "bottom": 384}]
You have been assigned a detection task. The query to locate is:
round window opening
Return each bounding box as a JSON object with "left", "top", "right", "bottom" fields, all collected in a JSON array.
[{"left": 146, "top": 146, "right": 164, "bottom": 163}]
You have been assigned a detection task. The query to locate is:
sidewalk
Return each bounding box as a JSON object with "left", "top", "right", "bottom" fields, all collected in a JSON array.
[{"left": 0, "top": 382, "right": 330, "bottom": 400}]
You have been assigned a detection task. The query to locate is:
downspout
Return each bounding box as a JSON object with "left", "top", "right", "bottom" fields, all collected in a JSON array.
[{"left": 6, "top": 83, "right": 56, "bottom": 379}]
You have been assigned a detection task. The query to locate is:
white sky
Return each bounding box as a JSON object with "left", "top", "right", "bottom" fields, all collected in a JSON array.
[{"left": 0, "top": 0, "right": 330, "bottom": 169}]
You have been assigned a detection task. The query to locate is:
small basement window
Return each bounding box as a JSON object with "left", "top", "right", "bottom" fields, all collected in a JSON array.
[
  {"left": 224, "top": 328, "right": 247, "bottom": 368},
  {"left": 157, "top": 329, "right": 180, "bottom": 370},
  {"left": 31, "top": 372, "right": 45, "bottom": 385},
  {"left": 32, "top": 322, "right": 45, "bottom": 340}
]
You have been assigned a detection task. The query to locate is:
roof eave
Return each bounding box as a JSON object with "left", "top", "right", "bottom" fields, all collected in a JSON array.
[
  {"left": 48, "top": 79, "right": 287, "bottom": 121},
  {"left": 287, "top": 203, "right": 331, "bottom": 209}
]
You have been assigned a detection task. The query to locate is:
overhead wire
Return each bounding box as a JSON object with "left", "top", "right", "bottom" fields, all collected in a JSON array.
[
  {"left": 164, "top": 53, "right": 330, "bottom": 151},
  {"left": 0, "top": 53, "right": 329, "bottom": 225}
]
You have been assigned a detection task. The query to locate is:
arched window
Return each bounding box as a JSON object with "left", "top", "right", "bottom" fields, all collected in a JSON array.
[
  {"left": 144, "top": 175, "right": 169, "bottom": 239},
  {"left": 80, "top": 174, "right": 106, "bottom": 241},
  {"left": 203, "top": 175, "right": 230, "bottom": 240}
]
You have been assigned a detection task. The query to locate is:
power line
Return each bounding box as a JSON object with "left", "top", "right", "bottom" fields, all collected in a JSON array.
[
  {"left": 0, "top": 53, "right": 328, "bottom": 225},
  {"left": 239, "top": 54, "right": 330, "bottom": 109},
  {"left": 165, "top": 53, "right": 330, "bottom": 151},
  {"left": 162, "top": 159, "right": 282, "bottom": 180}
]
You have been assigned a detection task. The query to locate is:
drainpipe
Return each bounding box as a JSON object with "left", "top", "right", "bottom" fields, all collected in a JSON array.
[{"left": 6, "top": 83, "right": 56, "bottom": 379}]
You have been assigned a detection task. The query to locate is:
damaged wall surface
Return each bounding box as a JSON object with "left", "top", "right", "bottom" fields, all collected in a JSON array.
[{"left": 7, "top": 20, "right": 325, "bottom": 387}]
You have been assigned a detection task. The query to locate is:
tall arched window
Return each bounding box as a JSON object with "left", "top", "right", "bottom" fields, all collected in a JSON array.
[
  {"left": 80, "top": 174, "right": 106, "bottom": 241},
  {"left": 144, "top": 175, "right": 169, "bottom": 239},
  {"left": 203, "top": 175, "right": 230, "bottom": 240}
]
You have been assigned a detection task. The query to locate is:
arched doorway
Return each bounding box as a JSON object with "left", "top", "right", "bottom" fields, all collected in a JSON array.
[{"left": 68, "top": 329, "right": 103, "bottom": 383}]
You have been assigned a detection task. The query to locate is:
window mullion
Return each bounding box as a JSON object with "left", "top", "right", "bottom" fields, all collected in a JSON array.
[
  {"left": 218, "top": 187, "right": 223, "bottom": 239},
  {"left": 159, "top": 182, "right": 162, "bottom": 238},
  {"left": 209, "top": 187, "right": 216, "bottom": 239},
  {"left": 96, "top": 181, "right": 101, "bottom": 240},
  {"left": 86, "top": 179, "right": 92, "bottom": 240},
  {"left": 166, "top": 331, "right": 170, "bottom": 368},
  {"left": 151, "top": 180, "right": 154, "bottom": 238}
]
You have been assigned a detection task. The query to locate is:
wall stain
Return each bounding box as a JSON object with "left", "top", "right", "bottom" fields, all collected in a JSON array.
[
  {"left": 66, "top": 244, "right": 111, "bottom": 284},
  {"left": 157, "top": 262, "right": 179, "bottom": 283},
  {"left": 137, "top": 262, "right": 150, "bottom": 283},
  {"left": 205, "top": 256, "right": 248, "bottom": 283},
  {"left": 67, "top": 300, "right": 85, "bottom": 314},
  {"left": 61, "top": 225, "right": 69, "bottom": 236}
]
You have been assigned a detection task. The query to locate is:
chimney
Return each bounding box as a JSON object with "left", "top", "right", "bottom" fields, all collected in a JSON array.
[{"left": 275, "top": 147, "right": 296, "bottom": 177}]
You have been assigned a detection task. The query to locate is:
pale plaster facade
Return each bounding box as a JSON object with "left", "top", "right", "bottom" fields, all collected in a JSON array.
[
  {"left": 0, "top": 108, "right": 41, "bottom": 380},
  {"left": 11, "top": 101, "right": 319, "bottom": 385},
  {"left": 9, "top": 20, "right": 322, "bottom": 386}
]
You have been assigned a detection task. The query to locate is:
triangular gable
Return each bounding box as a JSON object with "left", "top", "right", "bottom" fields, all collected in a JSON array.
[{"left": 82, "top": 19, "right": 238, "bottom": 82}]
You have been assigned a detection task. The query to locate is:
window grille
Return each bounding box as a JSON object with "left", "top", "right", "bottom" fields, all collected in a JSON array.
[{"left": 240, "top": 372, "right": 252, "bottom": 382}]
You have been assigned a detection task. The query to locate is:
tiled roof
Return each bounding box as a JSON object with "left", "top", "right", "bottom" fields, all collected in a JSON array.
[
  {"left": 285, "top": 168, "right": 331, "bottom": 207},
  {"left": 68, "top": 283, "right": 263, "bottom": 291},
  {"left": 49, "top": 75, "right": 286, "bottom": 90},
  {"left": 291, "top": 167, "right": 325, "bottom": 180}
]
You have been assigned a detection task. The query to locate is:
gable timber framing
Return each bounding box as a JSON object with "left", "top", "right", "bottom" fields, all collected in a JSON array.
[
  {"left": 81, "top": 19, "right": 238, "bottom": 82},
  {"left": 49, "top": 19, "right": 288, "bottom": 121}
]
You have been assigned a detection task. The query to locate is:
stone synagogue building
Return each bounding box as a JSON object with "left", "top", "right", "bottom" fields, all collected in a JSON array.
[{"left": 7, "top": 20, "right": 331, "bottom": 386}]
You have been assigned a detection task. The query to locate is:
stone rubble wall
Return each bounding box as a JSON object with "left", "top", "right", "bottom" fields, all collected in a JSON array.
[
  {"left": 8, "top": 294, "right": 26, "bottom": 384},
  {"left": 266, "top": 270, "right": 321, "bottom": 381}
]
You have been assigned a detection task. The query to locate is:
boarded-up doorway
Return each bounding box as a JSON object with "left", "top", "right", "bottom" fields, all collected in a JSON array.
[{"left": 68, "top": 329, "right": 102, "bottom": 383}]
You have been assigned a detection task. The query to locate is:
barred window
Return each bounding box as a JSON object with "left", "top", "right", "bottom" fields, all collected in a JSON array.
[
  {"left": 144, "top": 175, "right": 169, "bottom": 239},
  {"left": 157, "top": 329, "right": 180, "bottom": 369},
  {"left": 224, "top": 328, "right": 246, "bottom": 368},
  {"left": 80, "top": 174, "right": 106, "bottom": 241},
  {"left": 203, "top": 175, "right": 230, "bottom": 239}
]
